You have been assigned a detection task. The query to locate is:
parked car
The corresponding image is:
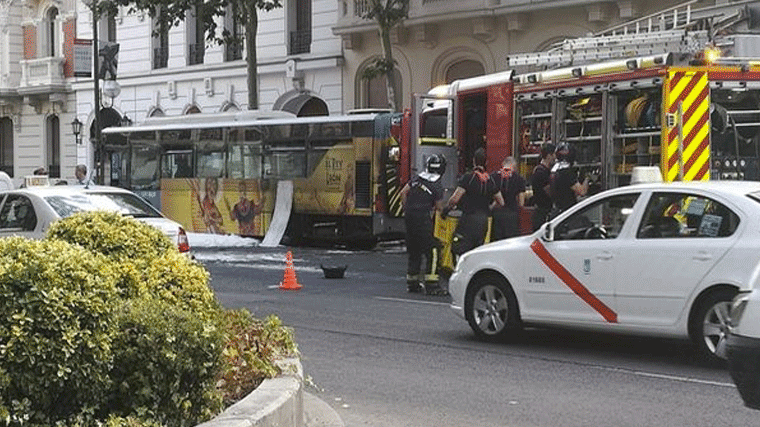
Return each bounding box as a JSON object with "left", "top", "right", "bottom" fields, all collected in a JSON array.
[
  {"left": 723, "top": 276, "right": 760, "bottom": 409},
  {"left": 0, "top": 184, "right": 190, "bottom": 253},
  {"left": 447, "top": 181, "right": 760, "bottom": 361}
]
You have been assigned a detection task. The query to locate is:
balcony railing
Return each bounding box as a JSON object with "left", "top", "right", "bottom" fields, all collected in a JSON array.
[
  {"left": 289, "top": 31, "right": 311, "bottom": 55},
  {"left": 153, "top": 47, "right": 168, "bottom": 69},
  {"left": 189, "top": 44, "right": 205, "bottom": 65},
  {"left": 19, "top": 57, "right": 65, "bottom": 90},
  {"left": 225, "top": 41, "right": 243, "bottom": 61},
  {"left": 354, "top": 0, "right": 370, "bottom": 16}
]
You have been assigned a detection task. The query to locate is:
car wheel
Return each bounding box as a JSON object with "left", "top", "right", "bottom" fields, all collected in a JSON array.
[
  {"left": 465, "top": 274, "right": 520, "bottom": 341},
  {"left": 690, "top": 288, "right": 736, "bottom": 362}
]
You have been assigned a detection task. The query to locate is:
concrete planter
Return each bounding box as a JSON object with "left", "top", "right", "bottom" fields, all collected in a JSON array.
[{"left": 197, "top": 357, "right": 304, "bottom": 427}]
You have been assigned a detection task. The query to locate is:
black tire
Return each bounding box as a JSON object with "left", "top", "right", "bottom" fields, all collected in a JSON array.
[
  {"left": 689, "top": 287, "right": 736, "bottom": 363},
  {"left": 464, "top": 273, "right": 521, "bottom": 341}
]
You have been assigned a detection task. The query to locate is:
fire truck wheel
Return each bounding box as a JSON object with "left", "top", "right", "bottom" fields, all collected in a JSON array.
[
  {"left": 690, "top": 287, "right": 737, "bottom": 363},
  {"left": 465, "top": 273, "right": 521, "bottom": 341}
]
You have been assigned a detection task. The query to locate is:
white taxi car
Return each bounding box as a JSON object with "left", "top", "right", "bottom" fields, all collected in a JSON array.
[
  {"left": 723, "top": 270, "right": 760, "bottom": 408},
  {"left": 0, "top": 184, "right": 190, "bottom": 253},
  {"left": 448, "top": 181, "right": 760, "bottom": 361}
]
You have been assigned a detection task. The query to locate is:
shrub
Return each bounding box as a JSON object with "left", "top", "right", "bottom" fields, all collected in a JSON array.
[
  {"left": 0, "top": 238, "right": 118, "bottom": 426},
  {"left": 46, "top": 211, "right": 175, "bottom": 261},
  {"left": 217, "top": 310, "right": 298, "bottom": 406},
  {"left": 47, "top": 211, "right": 176, "bottom": 300},
  {"left": 1, "top": 212, "right": 299, "bottom": 426},
  {"left": 104, "top": 298, "right": 224, "bottom": 427},
  {"left": 48, "top": 211, "right": 218, "bottom": 317},
  {"left": 142, "top": 251, "right": 219, "bottom": 320}
]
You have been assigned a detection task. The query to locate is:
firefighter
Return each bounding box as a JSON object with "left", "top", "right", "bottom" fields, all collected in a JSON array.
[
  {"left": 491, "top": 156, "right": 527, "bottom": 241},
  {"left": 529, "top": 143, "right": 556, "bottom": 231},
  {"left": 550, "top": 143, "right": 589, "bottom": 214},
  {"left": 443, "top": 148, "right": 504, "bottom": 262},
  {"left": 400, "top": 154, "right": 446, "bottom": 295}
]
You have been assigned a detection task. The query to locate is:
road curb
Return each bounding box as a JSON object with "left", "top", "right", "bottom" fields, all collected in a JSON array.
[
  {"left": 197, "top": 357, "right": 304, "bottom": 427},
  {"left": 196, "top": 357, "right": 344, "bottom": 427}
]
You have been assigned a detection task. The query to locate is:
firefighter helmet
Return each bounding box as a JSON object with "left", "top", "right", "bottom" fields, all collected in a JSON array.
[
  {"left": 426, "top": 154, "right": 447, "bottom": 175},
  {"left": 555, "top": 143, "right": 576, "bottom": 164}
]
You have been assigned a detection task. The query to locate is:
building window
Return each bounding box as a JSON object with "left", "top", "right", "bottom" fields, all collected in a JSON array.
[
  {"left": 152, "top": 8, "right": 169, "bottom": 69},
  {"left": 224, "top": 3, "right": 243, "bottom": 61},
  {"left": 362, "top": 68, "right": 402, "bottom": 110},
  {"left": 45, "top": 116, "right": 60, "bottom": 178},
  {"left": 187, "top": 2, "right": 205, "bottom": 65},
  {"left": 445, "top": 60, "right": 485, "bottom": 83},
  {"left": 289, "top": 0, "right": 311, "bottom": 55},
  {"left": 44, "top": 7, "right": 58, "bottom": 57},
  {"left": 0, "top": 118, "right": 13, "bottom": 177}
]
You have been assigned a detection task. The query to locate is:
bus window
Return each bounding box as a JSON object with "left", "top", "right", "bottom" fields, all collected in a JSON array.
[
  {"left": 264, "top": 150, "right": 306, "bottom": 178},
  {"left": 131, "top": 144, "right": 160, "bottom": 190},
  {"left": 163, "top": 150, "right": 193, "bottom": 178},
  {"left": 196, "top": 138, "right": 225, "bottom": 178},
  {"left": 228, "top": 127, "right": 263, "bottom": 179},
  {"left": 263, "top": 124, "right": 306, "bottom": 178}
]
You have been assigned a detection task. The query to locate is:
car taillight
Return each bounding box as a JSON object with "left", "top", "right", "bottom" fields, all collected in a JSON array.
[{"left": 177, "top": 227, "right": 190, "bottom": 253}]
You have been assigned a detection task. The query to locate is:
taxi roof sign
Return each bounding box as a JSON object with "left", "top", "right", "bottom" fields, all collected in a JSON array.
[{"left": 25, "top": 175, "right": 50, "bottom": 188}]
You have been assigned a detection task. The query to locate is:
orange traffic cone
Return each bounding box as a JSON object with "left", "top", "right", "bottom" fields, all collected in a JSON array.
[{"left": 279, "top": 251, "right": 303, "bottom": 290}]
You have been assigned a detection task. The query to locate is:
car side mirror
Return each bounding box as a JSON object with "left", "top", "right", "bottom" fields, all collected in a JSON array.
[{"left": 542, "top": 222, "right": 554, "bottom": 242}]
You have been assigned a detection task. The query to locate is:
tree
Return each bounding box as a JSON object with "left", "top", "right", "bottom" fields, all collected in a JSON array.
[
  {"left": 359, "top": 0, "right": 409, "bottom": 112},
  {"left": 100, "top": 0, "right": 281, "bottom": 110}
]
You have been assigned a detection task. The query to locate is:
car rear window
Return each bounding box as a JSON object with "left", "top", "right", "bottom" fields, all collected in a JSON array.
[{"left": 44, "top": 192, "right": 162, "bottom": 219}]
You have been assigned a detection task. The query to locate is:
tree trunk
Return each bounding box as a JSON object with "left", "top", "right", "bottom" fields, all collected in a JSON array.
[
  {"left": 245, "top": 6, "right": 258, "bottom": 110},
  {"left": 379, "top": 26, "right": 397, "bottom": 112}
]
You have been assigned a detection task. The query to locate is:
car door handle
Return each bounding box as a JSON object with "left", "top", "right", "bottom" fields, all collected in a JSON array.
[
  {"left": 597, "top": 252, "right": 613, "bottom": 261},
  {"left": 693, "top": 252, "right": 713, "bottom": 261}
]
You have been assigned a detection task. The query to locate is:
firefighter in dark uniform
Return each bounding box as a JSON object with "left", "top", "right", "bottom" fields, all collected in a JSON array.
[
  {"left": 443, "top": 148, "right": 504, "bottom": 261},
  {"left": 400, "top": 154, "right": 446, "bottom": 295},
  {"left": 551, "top": 143, "right": 589, "bottom": 214},
  {"left": 491, "top": 156, "right": 527, "bottom": 241},
  {"left": 529, "top": 143, "right": 556, "bottom": 231}
]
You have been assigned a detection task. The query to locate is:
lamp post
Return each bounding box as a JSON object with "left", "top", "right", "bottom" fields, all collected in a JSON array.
[
  {"left": 92, "top": 0, "right": 103, "bottom": 185},
  {"left": 71, "top": 117, "right": 83, "bottom": 145}
]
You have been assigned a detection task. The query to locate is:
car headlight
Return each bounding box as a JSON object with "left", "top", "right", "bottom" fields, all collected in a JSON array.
[{"left": 730, "top": 293, "right": 750, "bottom": 328}]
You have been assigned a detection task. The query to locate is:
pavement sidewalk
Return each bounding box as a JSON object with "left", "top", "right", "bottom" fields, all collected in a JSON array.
[{"left": 304, "top": 392, "right": 344, "bottom": 427}]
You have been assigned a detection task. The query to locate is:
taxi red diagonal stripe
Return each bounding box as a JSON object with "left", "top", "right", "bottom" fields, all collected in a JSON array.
[{"left": 530, "top": 239, "right": 618, "bottom": 323}]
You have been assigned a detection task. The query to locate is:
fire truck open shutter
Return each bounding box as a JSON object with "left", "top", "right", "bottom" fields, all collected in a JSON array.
[
  {"left": 662, "top": 68, "right": 711, "bottom": 182},
  {"left": 486, "top": 84, "right": 513, "bottom": 172}
]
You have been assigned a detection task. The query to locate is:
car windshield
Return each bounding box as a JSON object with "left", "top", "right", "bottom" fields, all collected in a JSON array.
[{"left": 44, "top": 192, "right": 162, "bottom": 219}]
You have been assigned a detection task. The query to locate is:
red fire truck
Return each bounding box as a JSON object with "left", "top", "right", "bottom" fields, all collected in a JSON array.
[{"left": 405, "top": 0, "right": 760, "bottom": 244}]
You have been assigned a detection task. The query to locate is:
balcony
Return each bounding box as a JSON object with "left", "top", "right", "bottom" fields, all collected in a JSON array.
[
  {"left": 188, "top": 44, "right": 205, "bottom": 66},
  {"left": 289, "top": 30, "right": 311, "bottom": 55},
  {"left": 334, "top": 0, "right": 601, "bottom": 36},
  {"left": 17, "top": 57, "right": 66, "bottom": 95},
  {"left": 153, "top": 47, "right": 168, "bottom": 69}
]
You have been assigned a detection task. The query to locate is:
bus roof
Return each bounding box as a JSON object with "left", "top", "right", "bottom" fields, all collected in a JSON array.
[{"left": 102, "top": 111, "right": 387, "bottom": 134}]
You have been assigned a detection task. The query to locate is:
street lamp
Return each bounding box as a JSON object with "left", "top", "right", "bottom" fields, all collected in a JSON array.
[{"left": 71, "top": 117, "right": 83, "bottom": 145}]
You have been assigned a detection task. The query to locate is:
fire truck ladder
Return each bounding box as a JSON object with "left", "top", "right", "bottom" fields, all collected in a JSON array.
[{"left": 507, "top": 0, "right": 755, "bottom": 68}]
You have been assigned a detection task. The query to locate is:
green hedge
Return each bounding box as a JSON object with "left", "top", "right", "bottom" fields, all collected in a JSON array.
[
  {"left": 104, "top": 298, "right": 224, "bottom": 426},
  {"left": 0, "top": 211, "right": 297, "bottom": 426},
  {"left": 0, "top": 238, "right": 119, "bottom": 425}
]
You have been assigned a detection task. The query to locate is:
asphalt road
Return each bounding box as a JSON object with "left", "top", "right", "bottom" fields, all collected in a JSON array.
[{"left": 197, "top": 243, "right": 760, "bottom": 427}]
